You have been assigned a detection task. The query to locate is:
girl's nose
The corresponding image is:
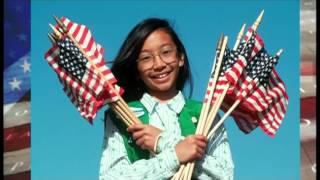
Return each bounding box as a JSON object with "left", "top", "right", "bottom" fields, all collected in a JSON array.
[{"left": 152, "top": 55, "right": 166, "bottom": 70}]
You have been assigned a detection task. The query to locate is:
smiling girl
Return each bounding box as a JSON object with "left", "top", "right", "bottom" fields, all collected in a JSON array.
[{"left": 99, "top": 18, "right": 234, "bottom": 180}]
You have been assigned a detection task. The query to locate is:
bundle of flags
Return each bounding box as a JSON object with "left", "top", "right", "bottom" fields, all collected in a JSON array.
[
  {"left": 173, "top": 10, "right": 289, "bottom": 180},
  {"left": 44, "top": 17, "right": 124, "bottom": 124},
  {"left": 216, "top": 27, "right": 288, "bottom": 136}
]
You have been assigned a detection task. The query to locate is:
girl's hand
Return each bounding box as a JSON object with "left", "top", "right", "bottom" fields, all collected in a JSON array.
[
  {"left": 175, "top": 135, "right": 208, "bottom": 164},
  {"left": 127, "top": 124, "right": 162, "bottom": 153}
]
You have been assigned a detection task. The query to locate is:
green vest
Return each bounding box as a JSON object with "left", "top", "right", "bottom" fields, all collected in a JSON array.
[{"left": 107, "top": 99, "right": 202, "bottom": 163}]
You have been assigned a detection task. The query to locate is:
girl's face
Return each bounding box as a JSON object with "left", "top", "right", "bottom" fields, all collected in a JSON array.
[{"left": 137, "top": 29, "right": 184, "bottom": 101}]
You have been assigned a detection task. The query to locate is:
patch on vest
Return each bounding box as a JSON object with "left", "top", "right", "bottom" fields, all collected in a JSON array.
[
  {"left": 129, "top": 107, "right": 145, "bottom": 117},
  {"left": 191, "top": 116, "right": 198, "bottom": 123}
]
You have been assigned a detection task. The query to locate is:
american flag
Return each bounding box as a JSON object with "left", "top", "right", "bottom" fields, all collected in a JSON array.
[
  {"left": 4, "top": 0, "right": 31, "bottom": 179},
  {"left": 224, "top": 30, "right": 264, "bottom": 93},
  {"left": 44, "top": 17, "right": 122, "bottom": 123},
  {"left": 220, "top": 30, "right": 289, "bottom": 136},
  {"left": 210, "top": 36, "right": 255, "bottom": 105}
]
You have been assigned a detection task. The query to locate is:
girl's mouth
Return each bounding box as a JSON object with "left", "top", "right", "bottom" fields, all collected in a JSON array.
[
  {"left": 151, "top": 72, "right": 171, "bottom": 82},
  {"left": 154, "top": 73, "right": 169, "bottom": 79}
]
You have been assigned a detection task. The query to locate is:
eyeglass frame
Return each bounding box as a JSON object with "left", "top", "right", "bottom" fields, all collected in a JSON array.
[{"left": 136, "top": 45, "right": 179, "bottom": 69}]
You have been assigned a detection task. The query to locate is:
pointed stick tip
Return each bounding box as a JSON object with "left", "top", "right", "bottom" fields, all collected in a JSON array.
[
  {"left": 241, "top": 23, "right": 246, "bottom": 29},
  {"left": 276, "top": 48, "right": 284, "bottom": 56},
  {"left": 49, "top": 23, "right": 62, "bottom": 38},
  {"left": 53, "top": 15, "right": 61, "bottom": 23},
  {"left": 252, "top": 10, "right": 265, "bottom": 31},
  {"left": 238, "top": 23, "right": 246, "bottom": 36},
  {"left": 48, "top": 23, "right": 55, "bottom": 29},
  {"left": 53, "top": 15, "right": 68, "bottom": 33},
  {"left": 216, "top": 33, "right": 224, "bottom": 49},
  {"left": 47, "top": 33, "right": 56, "bottom": 44},
  {"left": 258, "top": 10, "right": 264, "bottom": 21}
]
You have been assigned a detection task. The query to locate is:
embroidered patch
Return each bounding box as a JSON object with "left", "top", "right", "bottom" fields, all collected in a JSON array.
[
  {"left": 191, "top": 116, "right": 198, "bottom": 123},
  {"left": 129, "top": 107, "right": 145, "bottom": 117}
]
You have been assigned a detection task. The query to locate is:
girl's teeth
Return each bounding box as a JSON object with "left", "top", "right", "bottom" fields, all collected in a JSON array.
[{"left": 157, "top": 74, "right": 167, "bottom": 78}]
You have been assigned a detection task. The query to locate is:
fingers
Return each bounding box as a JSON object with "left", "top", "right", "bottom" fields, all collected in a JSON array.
[
  {"left": 135, "top": 136, "right": 145, "bottom": 146},
  {"left": 193, "top": 135, "right": 208, "bottom": 143},
  {"left": 195, "top": 139, "right": 207, "bottom": 149},
  {"left": 127, "top": 124, "right": 145, "bottom": 132},
  {"left": 196, "top": 146, "right": 205, "bottom": 158},
  {"left": 132, "top": 130, "right": 144, "bottom": 141}
]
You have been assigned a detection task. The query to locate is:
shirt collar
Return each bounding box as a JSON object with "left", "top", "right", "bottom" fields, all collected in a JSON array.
[{"left": 140, "top": 91, "right": 186, "bottom": 114}]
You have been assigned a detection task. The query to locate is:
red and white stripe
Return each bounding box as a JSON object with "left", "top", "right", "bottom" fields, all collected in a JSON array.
[
  {"left": 257, "top": 70, "right": 289, "bottom": 136},
  {"left": 212, "top": 28, "right": 288, "bottom": 136},
  {"left": 224, "top": 54, "right": 247, "bottom": 85},
  {"left": 4, "top": 101, "right": 31, "bottom": 178},
  {"left": 45, "top": 17, "right": 122, "bottom": 122},
  {"left": 243, "top": 28, "right": 264, "bottom": 58},
  {"left": 223, "top": 69, "right": 288, "bottom": 136},
  {"left": 61, "top": 17, "right": 117, "bottom": 96},
  {"left": 210, "top": 76, "right": 229, "bottom": 105}
]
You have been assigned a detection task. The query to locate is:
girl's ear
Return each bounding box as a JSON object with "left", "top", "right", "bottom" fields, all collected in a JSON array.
[{"left": 178, "top": 54, "right": 185, "bottom": 67}]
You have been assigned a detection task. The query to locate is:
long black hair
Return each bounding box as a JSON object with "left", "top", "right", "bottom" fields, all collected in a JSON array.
[{"left": 111, "top": 18, "right": 193, "bottom": 102}]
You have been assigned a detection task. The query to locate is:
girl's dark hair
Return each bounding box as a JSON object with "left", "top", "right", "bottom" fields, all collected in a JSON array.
[{"left": 111, "top": 18, "right": 193, "bottom": 102}]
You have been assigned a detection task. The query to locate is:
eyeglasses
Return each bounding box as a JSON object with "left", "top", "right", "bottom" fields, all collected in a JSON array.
[{"left": 137, "top": 46, "right": 178, "bottom": 69}]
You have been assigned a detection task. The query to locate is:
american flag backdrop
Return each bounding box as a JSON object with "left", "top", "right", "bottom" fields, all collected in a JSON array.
[{"left": 4, "top": 0, "right": 31, "bottom": 179}]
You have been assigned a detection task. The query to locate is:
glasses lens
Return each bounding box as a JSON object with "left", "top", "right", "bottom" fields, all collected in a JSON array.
[
  {"left": 159, "top": 47, "right": 176, "bottom": 63},
  {"left": 137, "top": 46, "right": 177, "bottom": 69}
]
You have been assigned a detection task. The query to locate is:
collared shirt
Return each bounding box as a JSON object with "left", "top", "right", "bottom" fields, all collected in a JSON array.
[{"left": 99, "top": 91, "right": 234, "bottom": 180}]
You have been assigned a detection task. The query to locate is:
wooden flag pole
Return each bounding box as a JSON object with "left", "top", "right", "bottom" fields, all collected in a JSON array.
[
  {"left": 183, "top": 10, "right": 265, "bottom": 180},
  {"left": 196, "top": 34, "right": 225, "bottom": 136},
  {"left": 202, "top": 23, "right": 246, "bottom": 137},
  {"left": 207, "top": 99, "right": 240, "bottom": 139},
  {"left": 171, "top": 35, "right": 225, "bottom": 180},
  {"left": 182, "top": 36, "right": 229, "bottom": 180},
  {"left": 233, "top": 24, "right": 246, "bottom": 50},
  {"left": 47, "top": 33, "right": 56, "bottom": 45}
]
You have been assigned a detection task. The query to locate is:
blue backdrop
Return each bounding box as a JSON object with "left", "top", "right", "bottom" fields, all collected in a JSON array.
[{"left": 31, "top": 0, "right": 300, "bottom": 179}]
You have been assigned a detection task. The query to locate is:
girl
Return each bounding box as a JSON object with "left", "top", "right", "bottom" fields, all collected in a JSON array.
[{"left": 99, "top": 18, "right": 234, "bottom": 180}]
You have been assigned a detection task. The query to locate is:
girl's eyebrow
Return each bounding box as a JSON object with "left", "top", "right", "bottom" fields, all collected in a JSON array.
[{"left": 140, "top": 43, "right": 175, "bottom": 53}]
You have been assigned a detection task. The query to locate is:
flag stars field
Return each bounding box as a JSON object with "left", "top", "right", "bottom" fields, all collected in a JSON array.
[
  {"left": 9, "top": 51, "right": 16, "bottom": 58},
  {"left": 17, "top": 33, "right": 27, "bottom": 42},
  {"left": 9, "top": 77, "right": 22, "bottom": 91},
  {"left": 20, "top": 59, "right": 31, "bottom": 73}
]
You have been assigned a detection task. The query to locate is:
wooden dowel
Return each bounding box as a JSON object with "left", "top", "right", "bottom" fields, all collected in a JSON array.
[
  {"left": 182, "top": 36, "right": 229, "bottom": 180},
  {"left": 195, "top": 34, "right": 224, "bottom": 136},
  {"left": 252, "top": 10, "right": 264, "bottom": 31},
  {"left": 171, "top": 164, "right": 185, "bottom": 180},
  {"left": 233, "top": 24, "right": 246, "bottom": 50},
  {"left": 207, "top": 99, "right": 241, "bottom": 139},
  {"left": 203, "top": 84, "right": 229, "bottom": 136},
  {"left": 47, "top": 33, "right": 56, "bottom": 45},
  {"left": 49, "top": 23, "right": 62, "bottom": 39},
  {"left": 110, "top": 103, "right": 132, "bottom": 127}
]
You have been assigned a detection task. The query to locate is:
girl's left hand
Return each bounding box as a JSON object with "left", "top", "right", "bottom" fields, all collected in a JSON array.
[{"left": 127, "top": 124, "right": 162, "bottom": 153}]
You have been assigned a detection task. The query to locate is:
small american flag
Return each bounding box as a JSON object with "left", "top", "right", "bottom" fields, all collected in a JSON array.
[
  {"left": 224, "top": 30, "right": 264, "bottom": 90},
  {"left": 210, "top": 37, "right": 254, "bottom": 105},
  {"left": 44, "top": 17, "right": 122, "bottom": 123},
  {"left": 221, "top": 29, "right": 289, "bottom": 136}
]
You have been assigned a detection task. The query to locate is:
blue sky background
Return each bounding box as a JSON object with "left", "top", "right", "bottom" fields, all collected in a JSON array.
[{"left": 31, "top": 1, "right": 300, "bottom": 179}]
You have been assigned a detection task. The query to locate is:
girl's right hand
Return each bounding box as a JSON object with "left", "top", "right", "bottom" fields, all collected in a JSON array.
[{"left": 175, "top": 135, "right": 208, "bottom": 164}]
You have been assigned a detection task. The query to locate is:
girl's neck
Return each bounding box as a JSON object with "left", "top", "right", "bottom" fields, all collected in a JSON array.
[{"left": 148, "top": 90, "right": 179, "bottom": 103}]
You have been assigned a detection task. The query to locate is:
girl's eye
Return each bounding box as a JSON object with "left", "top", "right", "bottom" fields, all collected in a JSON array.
[
  {"left": 161, "top": 49, "right": 173, "bottom": 56},
  {"left": 140, "top": 55, "right": 152, "bottom": 61}
]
